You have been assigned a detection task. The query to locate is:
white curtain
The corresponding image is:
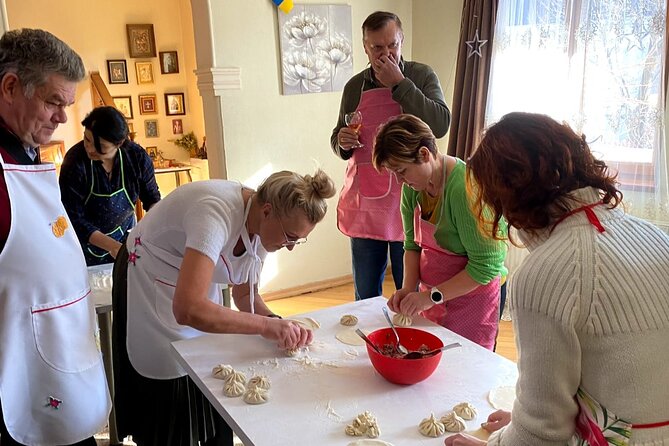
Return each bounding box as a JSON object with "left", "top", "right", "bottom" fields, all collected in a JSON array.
[{"left": 486, "top": 0, "right": 668, "bottom": 298}]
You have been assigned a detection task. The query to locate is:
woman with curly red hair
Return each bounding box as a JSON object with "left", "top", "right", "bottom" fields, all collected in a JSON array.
[{"left": 446, "top": 112, "right": 669, "bottom": 445}]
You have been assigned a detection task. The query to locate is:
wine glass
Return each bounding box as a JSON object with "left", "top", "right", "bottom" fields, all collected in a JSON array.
[{"left": 344, "top": 111, "right": 363, "bottom": 148}]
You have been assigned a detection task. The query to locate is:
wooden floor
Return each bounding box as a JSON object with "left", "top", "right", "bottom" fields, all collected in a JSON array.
[{"left": 266, "top": 276, "right": 518, "bottom": 362}]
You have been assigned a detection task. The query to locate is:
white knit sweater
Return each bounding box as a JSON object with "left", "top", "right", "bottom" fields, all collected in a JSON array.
[{"left": 489, "top": 187, "right": 669, "bottom": 446}]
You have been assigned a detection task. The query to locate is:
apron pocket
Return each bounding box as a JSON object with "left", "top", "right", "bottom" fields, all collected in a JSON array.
[
  {"left": 32, "top": 292, "right": 101, "bottom": 373},
  {"left": 356, "top": 163, "right": 394, "bottom": 199},
  {"left": 154, "top": 278, "right": 184, "bottom": 330}
]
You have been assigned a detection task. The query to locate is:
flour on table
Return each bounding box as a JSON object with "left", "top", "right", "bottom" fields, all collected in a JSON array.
[
  {"left": 488, "top": 385, "right": 516, "bottom": 411},
  {"left": 326, "top": 400, "right": 344, "bottom": 421},
  {"left": 336, "top": 328, "right": 366, "bottom": 346}
]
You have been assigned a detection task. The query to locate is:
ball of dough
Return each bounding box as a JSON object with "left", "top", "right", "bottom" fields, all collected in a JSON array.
[
  {"left": 453, "top": 402, "right": 477, "bottom": 420},
  {"left": 211, "top": 364, "right": 234, "bottom": 380},
  {"left": 440, "top": 411, "right": 466, "bottom": 432},
  {"left": 223, "top": 379, "right": 245, "bottom": 397},
  {"left": 392, "top": 313, "right": 412, "bottom": 327},
  {"left": 418, "top": 413, "right": 446, "bottom": 437},
  {"left": 242, "top": 386, "right": 269, "bottom": 405},
  {"left": 248, "top": 375, "right": 271, "bottom": 390},
  {"left": 340, "top": 314, "right": 358, "bottom": 326}
]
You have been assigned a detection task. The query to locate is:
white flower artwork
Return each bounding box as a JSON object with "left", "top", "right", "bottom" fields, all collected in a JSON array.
[{"left": 278, "top": 4, "right": 353, "bottom": 95}]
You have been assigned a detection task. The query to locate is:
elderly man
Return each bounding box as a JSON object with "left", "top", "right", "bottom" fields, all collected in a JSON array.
[
  {"left": 0, "top": 29, "right": 110, "bottom": 446},
  {"left": 331, "top": 11, "right": 451, "bottom": 300}
]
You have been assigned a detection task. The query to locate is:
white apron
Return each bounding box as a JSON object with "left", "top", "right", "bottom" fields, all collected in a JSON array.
[
  {"left": 126, "top": 190, "right": 262, "bottom": 379},
  {"left": 0, "top": 153, "right": 110, "bottom": 445}
]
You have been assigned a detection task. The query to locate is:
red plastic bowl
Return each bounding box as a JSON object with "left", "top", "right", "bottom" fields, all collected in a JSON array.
[{"left": 365, "top": 327, "right": 444, "bottom": 385}]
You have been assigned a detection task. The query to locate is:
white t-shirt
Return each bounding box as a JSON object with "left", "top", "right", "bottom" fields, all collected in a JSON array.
[{"left": 125, "top": 180, "right": 267, "bottom": 378}]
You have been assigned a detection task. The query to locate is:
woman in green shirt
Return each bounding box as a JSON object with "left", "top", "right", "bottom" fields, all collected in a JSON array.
[{"left": 373, "top": 114, "right": 507, "bottom": 349}]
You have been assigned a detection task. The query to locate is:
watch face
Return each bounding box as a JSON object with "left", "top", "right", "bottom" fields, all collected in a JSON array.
[{"left": 431, "top": 289, "right": 443, "bottom": 303}]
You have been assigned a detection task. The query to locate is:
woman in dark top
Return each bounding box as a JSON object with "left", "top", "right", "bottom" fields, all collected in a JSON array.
[{"left": 59, "top": 106, "right": 160, "bottom": 265}]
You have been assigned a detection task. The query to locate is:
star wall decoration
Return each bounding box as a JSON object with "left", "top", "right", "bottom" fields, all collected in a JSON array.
[{"left": 466, "top": 29, "right": 488, "bottom": 58}]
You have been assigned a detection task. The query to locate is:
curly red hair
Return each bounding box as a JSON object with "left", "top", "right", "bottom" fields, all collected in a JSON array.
[{"left": 467, "top": 112, "right": 622, "bottom": 240}]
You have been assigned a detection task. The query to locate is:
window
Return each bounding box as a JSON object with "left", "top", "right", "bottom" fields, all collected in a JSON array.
[{"left": 486, "top": 0, "right": 667, "bottom": 191}]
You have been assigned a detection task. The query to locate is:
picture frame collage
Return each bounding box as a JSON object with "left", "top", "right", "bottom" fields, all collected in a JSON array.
[{"left": 108, "top": 23, "right": 187, "bottom": 141}]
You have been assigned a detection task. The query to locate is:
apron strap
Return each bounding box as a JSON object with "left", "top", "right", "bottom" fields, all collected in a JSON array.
[{"left": 552, "top": 201, "right": 605, "bottom": 233}]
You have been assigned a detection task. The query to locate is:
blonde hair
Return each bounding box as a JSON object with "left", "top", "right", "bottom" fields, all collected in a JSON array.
[
  {"left": 372, "top": 114, "right": 438, "bottom": 171},
  {"left": 256, "top": 169, "right": 336, "bottom": 223}
]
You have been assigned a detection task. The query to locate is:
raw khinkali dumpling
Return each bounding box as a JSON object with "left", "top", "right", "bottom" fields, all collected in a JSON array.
[
  {"left": 226, "top": 370, "right": 246, "bottom": 386},
  {"left": 242, "top": 386, "right": 269, "bottom": 405},
  {"left": 247, "top": 375, "right": 271, "bottom": 390},
  {"left": 345, "top": 411, "right": 380, "bottom": 438},
  {"left": 418, "top": 413, "right": 445, "bottom": 437},
  {"left": 340, "top": 314, "right": 358, "bottom": 326},
  {"left": 211, "top": 364, "right": 234, "bottom": 380},
  {"left": 440, "top": 411, "right": 466, "bottom": 432},
  {"left": 223, "top": 379, "right": 245, "bottom": 397},
  {"left": 453, "top": 402, "right": 477, "bottom": 420},
  {"left": 392, "top": 313, "right": 412, "bottom": 327}
]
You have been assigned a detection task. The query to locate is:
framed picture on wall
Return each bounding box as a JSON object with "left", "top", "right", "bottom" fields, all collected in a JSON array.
[
  {"left": 107, "top": 59, "right": 128, "bottom": 84},
  {"left": 172, "top": 119, "right": 183, "bottom": 135},
  {"left": 138, "top": 94, "right": 157, "bottom": 114},
  {"left": 135, "top": 62, "right": 154, "bottom": 84},
  {"left": 145, "top": 146, "right": 158, "bottom": 159},
  {"left": 112, "top": 96, "right": 133, "bottom": 119},
  {"left": 144, "top": 119, "right": 159, "bottom": 138},
  {"left": 165, "top": 93, "right": 185, "bottom": 116},
  {"left": 159, "top": 51, "right": 179, "bottom": 74},
  {"left": 126, "top": 24, "right": 157, "bottom": 58}
]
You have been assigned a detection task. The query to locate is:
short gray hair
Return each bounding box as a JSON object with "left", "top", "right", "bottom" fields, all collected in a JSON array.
[{"left": 0, "top": 28, "right": 85, "bottom": 97}]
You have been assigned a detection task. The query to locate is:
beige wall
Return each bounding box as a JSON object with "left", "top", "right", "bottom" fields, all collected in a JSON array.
[
  {"left": 205, "top": 0, "right": 418, "bottom": 293},
  {"left": 6, "top": 0, "right": 203, "bottom": 193}
]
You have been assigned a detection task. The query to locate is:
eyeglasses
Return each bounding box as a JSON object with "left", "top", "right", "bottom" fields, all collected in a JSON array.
[{"left": 277, "top": 216, "right": 307, "bottom": 247}]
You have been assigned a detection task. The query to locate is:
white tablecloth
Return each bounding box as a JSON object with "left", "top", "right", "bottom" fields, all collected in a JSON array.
[{"left": 172, "top": 297, "right": 518, "bottom": 446}]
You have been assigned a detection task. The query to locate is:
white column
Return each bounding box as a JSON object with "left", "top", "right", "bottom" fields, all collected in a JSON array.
[
  {"left": 0, "top": 0, "right": 9, "bottom": 33},
  {"left": 189, "top": 0, "right": 241, "bottom": 180}
]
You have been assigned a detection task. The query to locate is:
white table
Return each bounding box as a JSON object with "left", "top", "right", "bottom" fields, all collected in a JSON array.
[{"left": 172, "top": 297, "right": 518, "bottom": 445}]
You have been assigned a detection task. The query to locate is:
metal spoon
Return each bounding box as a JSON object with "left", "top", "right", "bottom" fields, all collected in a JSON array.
[
  {"left": 355, "top": 329, "right": 382, "bottom": 355},
  {"left": 381, "top": 307, "right": 409, "bottom": 355},
  {"left": 403, "top": 342, "right": 462, "bottom": 360}
]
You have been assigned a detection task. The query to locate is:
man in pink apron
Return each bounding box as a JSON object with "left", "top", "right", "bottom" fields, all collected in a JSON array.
[
  {"left": 0, "top": 29, "right": 110, "bottom": 446},
  {"left": 331, "top": 11, "right": 451, "bottom": 300}
]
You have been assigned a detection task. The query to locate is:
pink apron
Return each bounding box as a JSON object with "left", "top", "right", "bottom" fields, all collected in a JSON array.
[
  {"left": 557, "top": 203, "right": 669, "bottom": 445},
  {"left": 336, "top": 88, "right": 404, "bottom": 241},
  {"left": 414, "top": 205, "right": 500, "bottom": 350}
]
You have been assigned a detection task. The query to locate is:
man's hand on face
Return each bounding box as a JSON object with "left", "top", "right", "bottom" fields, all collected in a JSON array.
[{"left": 372, "top": 53, "right": 404, "bottom": 89}]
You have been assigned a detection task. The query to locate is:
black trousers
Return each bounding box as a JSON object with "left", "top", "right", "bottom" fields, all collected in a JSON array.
[{"left": 112, "top": 244, "right": 233, "bottom": 446}]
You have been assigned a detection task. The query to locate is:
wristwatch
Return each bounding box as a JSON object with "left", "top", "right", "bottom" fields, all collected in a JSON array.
[{"left": 430, "top": 287, "right": 444, "bottom": 304}]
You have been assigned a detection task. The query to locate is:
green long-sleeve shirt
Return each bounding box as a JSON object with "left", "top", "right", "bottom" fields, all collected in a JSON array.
[{"left": 401, "top": 159, "right": 508, "bottom": 284}]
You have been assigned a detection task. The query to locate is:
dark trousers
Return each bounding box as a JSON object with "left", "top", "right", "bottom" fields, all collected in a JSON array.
[
  {"left": 0, "top": 403, "right": 96, "bottom": 446},
  {"left": 112, "top": 245, "right": 233, "bottom": 446},
  {"left": 351, "top": 238, "right": 404, "bottom": 300}
]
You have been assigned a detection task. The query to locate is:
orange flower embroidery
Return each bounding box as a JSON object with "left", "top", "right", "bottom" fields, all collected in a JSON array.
[{"left": 51, "top": 216, "right": 68, "bottom": 238}]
